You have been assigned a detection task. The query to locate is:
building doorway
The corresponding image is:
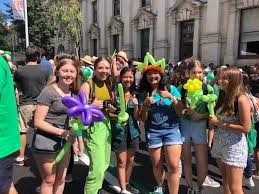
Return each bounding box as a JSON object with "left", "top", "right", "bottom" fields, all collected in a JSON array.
[
  {"left": 141, "top": 28, "right": 150, "bottom": 60},
  {"left": 180, "top": 20, "right": 194, "bottom": 60}
]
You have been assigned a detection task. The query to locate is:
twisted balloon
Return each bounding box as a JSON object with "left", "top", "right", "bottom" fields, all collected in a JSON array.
[
  {"left": 183, "top": 79, "right": 203, "bottom": 109},
  {"left": 55, "top": 91, "right": 104, "bottom": 163},
  {"left": 137, "top": 52, "right": 165, "bottom": 74}
]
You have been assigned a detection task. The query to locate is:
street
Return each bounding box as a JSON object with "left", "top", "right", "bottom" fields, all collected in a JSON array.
[{"left": 13, "top": 129, "right": 259, "bottom": 194}]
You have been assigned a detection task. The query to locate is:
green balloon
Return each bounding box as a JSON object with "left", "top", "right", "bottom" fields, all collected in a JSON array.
[
  {"left": 81, "top": 67, "right": 92, "bottom": 79},
  {"left": 202, "top": 95, "right": 209, "bottom": 102},
  {"left": 207, "top": 73, "right": 214, "bottom": 82}
]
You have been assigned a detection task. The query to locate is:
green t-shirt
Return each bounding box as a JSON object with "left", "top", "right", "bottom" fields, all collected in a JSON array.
[{"left": 0, "top": 56, "right": 21, "bottom": 158}]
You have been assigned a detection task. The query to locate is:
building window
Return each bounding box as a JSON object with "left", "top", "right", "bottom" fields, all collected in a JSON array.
[
  {"left": 113, "top": 0, "right": 120, "bottom": 16},
  {"left": 92, "top": 39, "right": 97, "bottom": 56},
  {"left": 113, "top": 34, "right": 119, "bottom": 51},
  {"left": 92, "top": 1, "right": 97, "bottom": 23},
  {"left": 239, "top": 7, "right": 259, "bottom": 59},
  {"left": 141, "top": 29, "right": 150, "bottom": 60},
  {"left": 179, "top": 20, "right": 194, "bottom": 60},
  {"left": 141, "top": 0, "right": 151, "bottom": 7}
]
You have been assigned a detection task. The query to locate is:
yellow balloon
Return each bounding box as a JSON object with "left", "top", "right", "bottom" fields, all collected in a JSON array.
[
  {"left": 183, "top": 83, "right": 189, "bottom": 89},
  {"left": 193, "top": 84, "right": 199, "bottom": 90},
  {"left": 188, "top": 85, "right": 194, "bottom": 93},
  {"left": 187, "top": 79, "right": 192, "bottom": 84}
]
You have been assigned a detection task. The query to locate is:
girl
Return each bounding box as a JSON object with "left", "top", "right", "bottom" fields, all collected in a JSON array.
[
  {"left": 33, "top": 54, "right": 80, "bottom": 194},
  {"left": 210, "top": 67, "right": 251, "bottom": 194},
  {"left": 179, "top": 58, "right": 210, "bottom": 193},
  {"left": 80, "top": 57, "right": 113, "bottom": 194},
  {"left": 139, "top": 65, "right": 183, "bottom": 194},
  {"left": 111, "top": 66, "right": 141, "bottom": 194}
]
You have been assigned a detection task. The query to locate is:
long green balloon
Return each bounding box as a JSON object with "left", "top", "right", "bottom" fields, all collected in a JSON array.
[
  {"left": 55, "top": 120, "right": 80, "bottom": 163},
  {"left": 117, "top": 83, "right": 129, "bottom": 125}
]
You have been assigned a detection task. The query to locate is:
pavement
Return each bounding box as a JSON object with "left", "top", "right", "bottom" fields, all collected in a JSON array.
[{"left": 13, "top": 128, "right": 259, "bottom": 194}]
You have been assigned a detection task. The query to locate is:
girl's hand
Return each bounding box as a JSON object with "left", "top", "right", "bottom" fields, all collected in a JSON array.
[
  {"left": 160, "top": 87, "right": 172, "bottom": 99},
  {"left": 107, "top": 104, "right": 116, "bottom": 113},
  {"left": 61, "top": 130, "right": 76, "bottom": 144},
  {"left": 92, "top": 98, "right": 104, "bottom": 109},
  {"left": 209, "top": 115, "right": 220, "bottom": 126},
  {"left": 132, "top": 94, "right": 139, "bottom": 106},
  {"left": 144, "top": 93, "right": 153, "bottom": 107}
]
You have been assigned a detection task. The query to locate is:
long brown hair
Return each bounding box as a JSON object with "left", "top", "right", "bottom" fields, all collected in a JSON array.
[{"left": 215, "top": 67, "right": 245, "bottom": 115}]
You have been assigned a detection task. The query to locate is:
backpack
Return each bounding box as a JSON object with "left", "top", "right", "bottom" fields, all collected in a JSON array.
[{"left": 234, "top": 97, "right": 257, "bottom": 154}]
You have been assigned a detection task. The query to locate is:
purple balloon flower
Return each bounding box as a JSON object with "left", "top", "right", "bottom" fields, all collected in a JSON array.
[{"left": 62, "top": 91, "right": 105, "bottom": 126}]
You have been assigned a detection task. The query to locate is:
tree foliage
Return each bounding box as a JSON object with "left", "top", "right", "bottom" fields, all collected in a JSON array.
[
  {"left": 0, "top": 11, "right": 11, "bottom": 50},
  {"left": 5, "top": 0, "right": 55, "bottom": 57},
  {"left": 51, "top": 0, "right": 82, "bottom": 56}
]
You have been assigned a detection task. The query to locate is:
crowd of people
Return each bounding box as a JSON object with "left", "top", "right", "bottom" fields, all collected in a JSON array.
[{"left": 0, "top": 46, "right": 258, "bottom": 194}]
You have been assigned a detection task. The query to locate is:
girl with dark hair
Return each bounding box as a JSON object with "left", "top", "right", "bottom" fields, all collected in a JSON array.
[
  {"left": 80, "top": 57, "right": 114, "bottom": 194},
  {"left": 33, "top": 54, "right": 80, "bottom": 194},
  {"left": 210, "top": 67, "right": 251, "bottom": 194},
  {"left": 111, "top": 66, "right": 141, "bottom": 194},
  {"left": 139, "top": 65, "right": 183, "bottom": 194}
]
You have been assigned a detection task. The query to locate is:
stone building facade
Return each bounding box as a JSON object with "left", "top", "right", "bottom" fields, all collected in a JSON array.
[{"left": 56, "top": 0, "right": 259, "bottom": 66}]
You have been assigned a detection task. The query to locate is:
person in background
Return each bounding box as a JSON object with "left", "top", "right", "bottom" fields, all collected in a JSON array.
[
  {"left": 14, "top": 46, "right": 49, "bottom": 166},
  {"left": 0, "top": 54, "right": 21, "bottom": 194},
  {"left": 40, "top": 48, "right": 53, "bottom": 78},
  {"left": 112, "top": 51, "right": 129, "bottom": 78},
  {"left": 128, "top": 58, "right": 141, "bottom": 87}
]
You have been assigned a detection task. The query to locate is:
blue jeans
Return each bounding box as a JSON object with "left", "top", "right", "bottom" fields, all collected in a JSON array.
[{"left": 245, "top": 154, "right": 253, "bottom": 177}]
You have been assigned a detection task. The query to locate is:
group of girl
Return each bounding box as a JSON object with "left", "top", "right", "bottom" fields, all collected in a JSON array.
[{"left": 31, "top": 52, "right": 253, "bottom": 194}]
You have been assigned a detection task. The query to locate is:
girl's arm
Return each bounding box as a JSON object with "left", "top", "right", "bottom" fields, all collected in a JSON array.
[
  {"left": 210, "top": 95, "right": 251, "bottom": 133},
  {"left": 140, "top": 105, "right": 149, "bottom": 122}
]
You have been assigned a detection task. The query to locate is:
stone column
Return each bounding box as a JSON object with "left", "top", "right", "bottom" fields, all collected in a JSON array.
[
  {"left": 224, "top": 1, "right": 238, "bottom": 65},
  {"left": 193, "top": 5, "right": 201, "bottom": 59},
  {"left": 132, "top": 23, "right": 138, "bottom": 58},
  {"left": 81, "top": 0, "right": 87, "bottom": 54},
  {"left": 201, "top": 0, "right": 221, "bottom": 65},
  {"left": 169, "top": 11, "right": 178, "bottom": 64},
  {"left": 98, "top": 0, "right": 108, "bottom": 56}
]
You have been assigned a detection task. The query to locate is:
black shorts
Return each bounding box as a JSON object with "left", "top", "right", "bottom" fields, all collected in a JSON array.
[
  {"left": 255, "top": 122, "right": 259, "bottom": 149},
  {"left": 0, "top": 151, "right": 18, "bottom": 193},
  {"left": 112, "top": 128, "right": 139, "bottom": 153}
]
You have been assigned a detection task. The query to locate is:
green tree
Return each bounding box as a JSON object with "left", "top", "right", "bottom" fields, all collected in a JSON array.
[
  {"left": 5, "top": 0, "right": 55, "bottom": 57},
  {"left": 51, "top": 0, "right": 82, "bottom": 57},
  {"left": 0, "top": 11, "right": 11, "bottom": 51}
]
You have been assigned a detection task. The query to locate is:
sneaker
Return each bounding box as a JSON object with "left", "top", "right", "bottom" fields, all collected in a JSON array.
[
  {"left": 120, "top": 190, "right": 132, "bottom": 194},
  {"left": 187, "top": 187, "right": 195, "bottom": 194},
  {"left": 126, "top": 184, "right": 139, "bottom": 194},
  {"left": 65, "top": 174, "right": 73, "bottom": 183},
  {"left": 14, "top": 157, "right": 24, "bottom": 166},
  {"left": 202, "top": 176, "right": 220, "bottom": 187},
  {"left": 74, "top": 155, "right": 79, "bottom": 162},
  {"left": 243, "top": 176, "right": 255, "bottom": 188},
  {"left": 79, "top": 153, "right": 90, "bottom": 166},
  {"left": 152, "top": 186, "right": 164, "bottom": 194}
]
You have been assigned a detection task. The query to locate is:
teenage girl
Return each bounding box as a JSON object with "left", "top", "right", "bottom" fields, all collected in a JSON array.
[{"left": 210, "top": 67, "right": 251, "bottom": 194}]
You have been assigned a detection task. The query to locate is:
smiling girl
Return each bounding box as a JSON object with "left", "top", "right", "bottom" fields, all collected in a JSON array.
[
  {"left": 33, "top": 54, "right": 80, "bottom": 194},
  {"left": 80, "top": 57, "right": 114, "bottom": 194},
  {"left": 111, "top": 66, "right": 141, "bottom": 194},
  {"left": 139, "top": 65, "right": 183, "bottom": 194},
  {"left": 210, "top": 67, "right": 251, "bottom": 194}
]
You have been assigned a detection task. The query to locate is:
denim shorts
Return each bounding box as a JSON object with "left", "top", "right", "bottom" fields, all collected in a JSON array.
[
  {"left": 0, "top": 152, "right": 18, "bottom": 193},
  {"left": 146, "top": 128, "right": 182, "bottom": 149},
  {"left": 180, "top": 118, "right": 207, "bottom": 144}
]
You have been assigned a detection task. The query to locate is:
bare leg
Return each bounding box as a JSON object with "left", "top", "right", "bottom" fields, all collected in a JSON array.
[
  {"left": 194, "top": 144, "right": 208, "bottom": 187},
  {"left": 164, "top": 145, "right": 182, "bottom": 194},
  {"left": 116, "top": 151, "right": 127, "bottom": 191},
  {"left": 148, "top": 147, "right": 165, "bottom": 186},
  {"left": 182, "top": 142, "right": 193, "bottom": 187},
  {"left": 125, "top": 150, "right": 136, "bottom": 183}
]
